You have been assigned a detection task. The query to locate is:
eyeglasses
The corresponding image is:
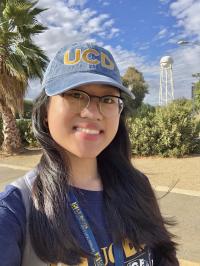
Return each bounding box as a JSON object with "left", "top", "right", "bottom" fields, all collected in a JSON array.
[{"left": 61, "top": 89, "right": 124, "bottom": 117}]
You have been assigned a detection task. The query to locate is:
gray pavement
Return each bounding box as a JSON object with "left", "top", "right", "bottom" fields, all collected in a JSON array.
[
  {"left": 0, "top": 150, "right": 200, "bottom": 265},
  {"left": 156, "top": 191, "right": 200, "bottom": 262}
]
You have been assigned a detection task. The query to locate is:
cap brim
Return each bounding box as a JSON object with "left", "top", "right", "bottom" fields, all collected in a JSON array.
[{"left": 44, "top": 72, "right": 135, "bottom": 99}]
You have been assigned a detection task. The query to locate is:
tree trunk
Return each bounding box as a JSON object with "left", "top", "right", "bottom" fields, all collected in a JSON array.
[{"left": 0, "top": 102, "right": 22, "bottom": 154}]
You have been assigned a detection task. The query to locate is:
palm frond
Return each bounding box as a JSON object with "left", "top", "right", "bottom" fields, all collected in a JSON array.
[
  {"left": 29, "top": 1, "right": 48, "bottom": 17},
  {"left": 17, "top": 40, "right": 49, "bottom": 62},
  {"left": 16, "top": 23, "right": 48, "bottom": 39},
  {"left": 0, "top": 0, "right": 49, "bottom": 113},
  {"left": 27, "top": 23, "right": 48, "bottom": 34},
  {"left": 0, "top": 31, "right": 18, "bottom": 46},
  {"left": 5, "top": 53, "right": 27, "bottom": 80},
  {"left": 16, "top": 40, "right": 49, "bottom": 79},
  {"left": 4, "top": 1, "right": 41, "bottom": 31}
]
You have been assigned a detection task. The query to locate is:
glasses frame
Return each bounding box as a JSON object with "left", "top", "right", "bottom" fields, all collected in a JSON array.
[{"left": 61, "top": 89, "right": 124, "bottom": 117}]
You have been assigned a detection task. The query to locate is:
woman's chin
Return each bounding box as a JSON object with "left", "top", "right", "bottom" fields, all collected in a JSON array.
[{"left": 63, "top": 149, "right": 100, "bottom": 159}]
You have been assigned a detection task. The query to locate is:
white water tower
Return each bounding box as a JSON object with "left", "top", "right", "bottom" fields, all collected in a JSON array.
[{"left": 159, "top": 56, "right": 174, "bottom": 105}]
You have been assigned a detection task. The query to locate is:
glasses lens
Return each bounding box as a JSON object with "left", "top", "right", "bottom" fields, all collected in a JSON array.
[
  {"left": 62, "top": 90, "right": 89, "bottom": 112},
  {"left": 100, "top": 96, "right": 124, "bottom": 117},
  {"left": 62, "top": 91, "right": 124, "bottom": 117}
]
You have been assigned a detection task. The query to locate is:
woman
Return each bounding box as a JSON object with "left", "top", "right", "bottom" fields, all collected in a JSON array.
[{"left": 0, "top": 42, "right": 179, "bottom": 265}]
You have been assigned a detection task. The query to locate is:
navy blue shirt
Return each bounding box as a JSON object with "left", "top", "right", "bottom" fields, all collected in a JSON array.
[{"left": 0, "top": 183, "right": 156, "bottom": 265}]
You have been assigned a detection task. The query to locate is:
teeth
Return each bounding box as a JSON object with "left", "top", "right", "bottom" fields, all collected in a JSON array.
[{"left": 76, "top": 127, "right": 100, "bottom": 134}]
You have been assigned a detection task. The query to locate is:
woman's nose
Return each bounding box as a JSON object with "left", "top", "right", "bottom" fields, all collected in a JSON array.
[{"left": 80, "top": 98, "right": 103, "bottom": 120}]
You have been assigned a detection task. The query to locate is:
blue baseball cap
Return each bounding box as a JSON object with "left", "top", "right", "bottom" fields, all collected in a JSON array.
[{"left": 43, "top": 42, "right": 135, "bottom": 99}]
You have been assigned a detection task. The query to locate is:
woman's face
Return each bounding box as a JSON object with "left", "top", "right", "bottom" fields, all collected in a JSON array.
[{"left": 47, "top": 84, "right": 121, "bottom": 159}]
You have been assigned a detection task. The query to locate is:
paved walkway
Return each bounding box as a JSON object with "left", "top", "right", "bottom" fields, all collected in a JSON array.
[{"left": 0, "top": 149, "right": 200, "bottom": 266}]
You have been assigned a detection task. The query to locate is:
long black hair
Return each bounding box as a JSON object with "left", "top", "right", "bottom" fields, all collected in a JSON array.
[{"left": 29, "top": 89, "right": 179, "bottom": 265}]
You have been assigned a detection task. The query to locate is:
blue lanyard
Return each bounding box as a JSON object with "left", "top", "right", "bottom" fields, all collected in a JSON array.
[{"left": 68, "top": 190, "right": 124, "bottom": 266}]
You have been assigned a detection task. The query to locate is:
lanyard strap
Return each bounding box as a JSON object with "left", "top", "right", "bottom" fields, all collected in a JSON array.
[{"left": 68, "top": 191, "right": 124, "bottom": 266}]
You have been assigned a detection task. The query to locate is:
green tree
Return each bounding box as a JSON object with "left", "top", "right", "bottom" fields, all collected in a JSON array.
[
  {"left": 194, "top": 82, "right": 200, "bottom": 111},
  {"left": 16, "top": 99, "right": 33, "bottom": 119},
  {"left": 122, "top": 66, "right": 148, "bottom": 116},
  {"left": 192, "top": 73, "right": 200, "bottom": 81},
  {"left": 192, "top": 78, "right": 200, "bottom": 112},
  {"left": 0, "top": 0, "right": 49, "bottom": 154}
]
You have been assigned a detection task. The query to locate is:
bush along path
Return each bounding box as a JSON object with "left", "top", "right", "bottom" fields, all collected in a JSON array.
[{"left": 127, "top": 99, "right": 200, "bottom": 157}]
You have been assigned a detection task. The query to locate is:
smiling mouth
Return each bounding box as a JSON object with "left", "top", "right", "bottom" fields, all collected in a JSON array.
[{"left": 74, "top": 127, "right": 103, "bottom": 135}]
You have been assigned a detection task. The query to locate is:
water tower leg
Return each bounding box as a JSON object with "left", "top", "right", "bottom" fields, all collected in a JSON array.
[
  {"left": 170, "top": 67, "right": 174, "bottom": 100},
  {"left": 159, "top": 67, "right": 163, "bottom": 105},
  {"left": 165, "top": 68, "right": 168, "bottom": 105}
]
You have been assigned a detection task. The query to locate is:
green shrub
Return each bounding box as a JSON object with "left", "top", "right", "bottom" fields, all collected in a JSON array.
[
  {"left": 0, "top": 118, "right": 39, "bottom": 148},
  {"left": 15, "top": 99, "right": 33, "bottom": 119},
  {"left": 155, "top": 100, "right": 199, "bottom": 157},
  {"left": 133, "top": 103, "right": 156, "bottom": 119},
  {"left": 127, "top": 99, "right": 200, "bottom": 157},
  {"left": 127, "top": 111, "right": 158, "bottom": 156},
  {"left": 192, "top": 117, "right": 200, "bottom": 153},
  {"left": 16, "top": 119, "right": 39, "bottom": 147}
]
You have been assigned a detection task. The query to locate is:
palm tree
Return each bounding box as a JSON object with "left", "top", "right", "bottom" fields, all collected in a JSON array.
[{"left": 0, "top": 0, "right": 49, "bottom": 154}]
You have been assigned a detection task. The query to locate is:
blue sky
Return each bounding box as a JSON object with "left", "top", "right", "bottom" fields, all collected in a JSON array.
[{"left": 27, "top": 0, "right": 200, "bottom": 105}]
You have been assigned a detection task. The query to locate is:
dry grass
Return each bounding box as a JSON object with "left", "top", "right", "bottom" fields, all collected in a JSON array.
[
  {"left": 132, "top": 155, "right": 200, "bottom": 191},
  {"left": 179, "top": 259, "right": 200, "bottom": 266}
]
